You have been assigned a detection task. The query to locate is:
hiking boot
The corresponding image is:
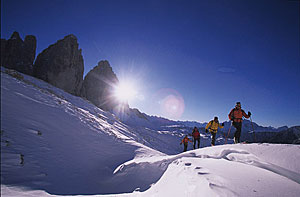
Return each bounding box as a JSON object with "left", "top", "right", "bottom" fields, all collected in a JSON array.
[{"left": 234, "top": 137, "right": 238, "bottom": 144}]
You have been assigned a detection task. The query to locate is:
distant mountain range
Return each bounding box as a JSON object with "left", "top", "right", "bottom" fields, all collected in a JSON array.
[{"left": 116, "top": 107, "right": 299, "bottom": 145}]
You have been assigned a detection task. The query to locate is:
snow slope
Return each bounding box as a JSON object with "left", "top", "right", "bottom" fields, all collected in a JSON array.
[
  {"left": 1, "top": 68, "right": 300, "bottom": 196},
  {"left": 1, "top": 68, "right": 166, "bottom": 195}
]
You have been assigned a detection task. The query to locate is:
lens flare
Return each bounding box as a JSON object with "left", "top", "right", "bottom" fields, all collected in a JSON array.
[{"left": 153, "top": 88, "right": 185, "bottom": 120}]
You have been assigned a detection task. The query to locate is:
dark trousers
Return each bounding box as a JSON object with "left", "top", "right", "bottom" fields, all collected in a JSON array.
[
  {"left": 193, "top": 138, "right": 200, "bottom": 149},
  {"left": 233, "top": 122, "right": 242, "bottom": 143},
  {"left": 183, "top": 143, "right": 188, "bottom": 152},
  {"left": 211, "top": 132, "right": 216, "bottom": 145}
]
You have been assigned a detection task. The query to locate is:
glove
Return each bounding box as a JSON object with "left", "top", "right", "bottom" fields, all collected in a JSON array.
[
  {"left": 205, "top": 129, "right": 208, "bottom": 133},
  {"left": 221, "top": 123, "right": 224, "bottom": 126},
  {"left": 248, "top": 111, "right": 251, "bottom": 116}
]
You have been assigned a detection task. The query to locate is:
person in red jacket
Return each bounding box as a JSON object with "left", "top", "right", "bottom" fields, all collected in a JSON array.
[
  {"left": 180, "top": 135, "right": 192, "bottom": 152},
  {"left": 228, "top": 102, "right": 251, "bottom": 143},
  {"left": 192, "top": 127, "right": 200, "bottom": 149}
]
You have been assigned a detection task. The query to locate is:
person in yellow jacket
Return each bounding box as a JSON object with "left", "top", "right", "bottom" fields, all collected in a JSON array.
[{"left": 205, "top": 117, "right": 224, "bottom": 146}]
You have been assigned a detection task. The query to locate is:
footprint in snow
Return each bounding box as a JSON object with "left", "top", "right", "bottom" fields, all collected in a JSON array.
[
  {"left": 209, "top": 182, "right": 238, "bottom": 196},
  {"left": 27, "top": 129, "right": 42, "bottom": 136},
  {"left": 198, "top": 172, "right": 209, "bottom": 175},
  {"left": 195, "top": 166, "right": 210, "bottom": 175},
  {"left": 185, "top": 163, "right": 192, "bottom": 166},
  {"left": 209, "top": 183, "right": 221, "bottom": 189}
]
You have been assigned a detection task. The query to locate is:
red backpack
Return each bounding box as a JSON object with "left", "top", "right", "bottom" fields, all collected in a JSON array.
[{"left": 192, "top": 128, "right": 200, "bottom": 138}]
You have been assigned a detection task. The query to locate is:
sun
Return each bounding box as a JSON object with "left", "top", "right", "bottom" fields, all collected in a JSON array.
[{"left": 114, "top": 81, "right": 137, "bottom": 102}]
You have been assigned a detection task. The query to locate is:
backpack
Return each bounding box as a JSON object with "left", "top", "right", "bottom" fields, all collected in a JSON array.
[
  {"left": 192, "top": 128, "right": 200, "bottom": 138},
  {"left": 230, "top": 108, "right": 246, "bottom": 121},
  {"left": 208, "top": 120, "right": 219, "bottom": 131}
]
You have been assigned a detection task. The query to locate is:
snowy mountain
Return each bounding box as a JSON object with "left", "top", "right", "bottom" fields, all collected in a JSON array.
[
  {"left": 1, "top": 67, "right": 300, "bottom": 196},
  {"left": 116, "top": 106, "right": 296, "bottom": 145}
]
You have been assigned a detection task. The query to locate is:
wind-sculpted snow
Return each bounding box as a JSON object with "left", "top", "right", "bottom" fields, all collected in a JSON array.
[
  {"left": 111, "top": 145, "right": 300, "bottom": 197},
  {"left": 1, "top": 68, "right": 300, "bottom": 197},
  {"left": 197, "top": 148, "right": 300, "bottom": 184}
]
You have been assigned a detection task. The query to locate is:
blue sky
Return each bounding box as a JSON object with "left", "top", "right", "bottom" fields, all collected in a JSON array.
[{"left": 1, "top": 0, "right": 299, "bottom": 127}]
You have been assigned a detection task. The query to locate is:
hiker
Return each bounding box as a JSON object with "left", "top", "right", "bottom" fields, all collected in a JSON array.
[
  {"left": 180, "top": 135, "right": 192, "bottom": 152},
  {"left": 192, "top": 127, "right": 200, "bottom": 149},
  {"left": 205, "top": 117, "right": 224, "bottom": 146},
  {"left": 228, "top": 102, "right": 251, "bottom": 143}
]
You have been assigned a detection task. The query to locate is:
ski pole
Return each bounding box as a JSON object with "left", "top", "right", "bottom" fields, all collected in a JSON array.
[
  {"left": 225, "top": 124, "right": 232, "bottom": 144},
  {"left": 250, "top": 116, "right": 256, "bottom": 143}
]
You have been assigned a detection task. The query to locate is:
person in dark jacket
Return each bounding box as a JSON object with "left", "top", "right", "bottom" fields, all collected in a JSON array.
[
  {"left": 192, "top": 127, "right": 200, "bottom": 149},
  {"left": 228, "top": 102, "right": 251, "bottom": 143},
  {"left": 180, "top": 135, "right": 192, "bottom": 152}
]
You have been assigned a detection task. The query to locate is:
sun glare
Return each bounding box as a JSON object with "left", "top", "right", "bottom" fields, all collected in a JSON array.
[{"left": 114, "top": 81, "right": 137, "bottom": 102}]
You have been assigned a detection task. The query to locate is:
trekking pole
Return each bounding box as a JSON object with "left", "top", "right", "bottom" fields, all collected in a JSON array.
[
  {"left": 225, "top": 124, "right": 232, "bottom": 144},
  {"left": 250, "top": 116, "right": 256, "bottom": 143}
]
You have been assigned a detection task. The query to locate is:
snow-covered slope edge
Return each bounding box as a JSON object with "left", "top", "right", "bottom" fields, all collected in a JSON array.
[{"left": 0, "top": 68, "right": 166, "bottom": 195}]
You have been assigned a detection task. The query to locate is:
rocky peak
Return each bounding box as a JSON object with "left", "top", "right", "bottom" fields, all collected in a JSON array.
[
  {"left": 24, "top": 35, "right": 37, "bottom": 46},
  {"left": 33, "top": 34, "right": 84, "bottom": 96},
  {"left": 81, "top": 60, "right": 120, "bottom": 111},
  {"left": 10, "top": 31, "right": 22, "bottom": 40},
  {"left": 1, "top": 31, "right": 36, "bottom": 75},
  {"left": 64, "top": 34, "right": 77, "bottom": 40},
  {"left": 89, "top": 60, "right": 114, "bottom": 75}
]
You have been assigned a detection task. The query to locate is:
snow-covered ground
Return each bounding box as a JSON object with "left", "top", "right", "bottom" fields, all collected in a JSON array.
[{"left": 1, "top": 68, "right": 300, "bottom": 196}]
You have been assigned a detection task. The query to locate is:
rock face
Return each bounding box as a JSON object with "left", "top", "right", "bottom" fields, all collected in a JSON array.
[
  {"left": 0, "top": 39, "right": 7, "bottom": 66},
  {"left": 34, "top": 35, "right": 84, "bottom": 96},
  {"left": 1, "top": 32, "right": 36, "bottom": 75},
  {"left": 2, "top": 32, "right": 126, "bottom": 112},
  {"left": 81, "top": 60, "right": 120, "bottom": 111}
]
